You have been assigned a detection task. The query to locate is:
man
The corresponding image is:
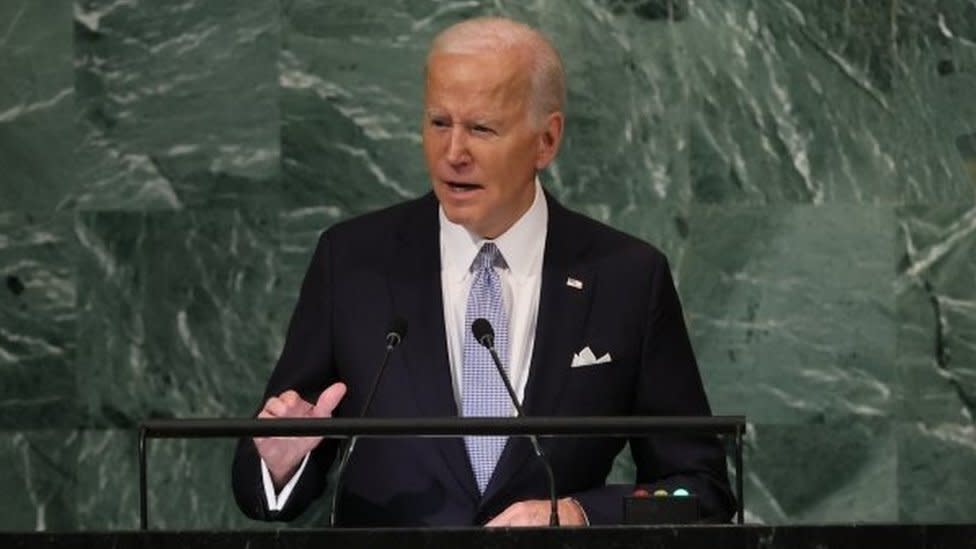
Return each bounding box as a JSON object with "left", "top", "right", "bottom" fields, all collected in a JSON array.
[{"left": 232, "top": 16, "right": 734, "bottom": 527}]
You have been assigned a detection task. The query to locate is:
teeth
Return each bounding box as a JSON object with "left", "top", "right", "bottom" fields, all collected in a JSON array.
[{"left": 448, "top": 182, "right": 479, "bottom": 190}]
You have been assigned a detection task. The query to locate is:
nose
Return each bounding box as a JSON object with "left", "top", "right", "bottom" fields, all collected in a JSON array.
[{"left": 445, "top": 126, "right": 470, "bottom": 167}]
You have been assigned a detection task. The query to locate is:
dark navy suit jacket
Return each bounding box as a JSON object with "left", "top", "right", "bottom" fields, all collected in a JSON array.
[{"left": 232, "top": 192, "right": 734, "bottom": 526}]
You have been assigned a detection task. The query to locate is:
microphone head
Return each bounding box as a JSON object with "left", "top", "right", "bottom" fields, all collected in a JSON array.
[
  {"left": 386, "top": 315, "right": 408, "bottom": 347},
  {"left": 471, "top": 318, "right": 494, "bottom": 348}
]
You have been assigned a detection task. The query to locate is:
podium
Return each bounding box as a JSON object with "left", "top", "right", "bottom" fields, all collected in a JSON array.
[
  {"left": 5, "top": 525, "right": 976, "bottom": 549},
  {"left": 138, "top": 415, "right": 746, "bottom": 529}
]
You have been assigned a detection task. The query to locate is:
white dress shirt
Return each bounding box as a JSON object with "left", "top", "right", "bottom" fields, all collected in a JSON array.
[
  {"left": 439, "top": 179, "right": 547, "bottom": 407},
  {"left": 262, "top": 180, "right": 548, "bottom": 511}
]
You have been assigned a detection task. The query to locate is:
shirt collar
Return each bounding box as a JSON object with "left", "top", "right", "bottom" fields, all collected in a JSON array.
[{"left": 439, "top": 178, "right": 548, "bottom": 282}]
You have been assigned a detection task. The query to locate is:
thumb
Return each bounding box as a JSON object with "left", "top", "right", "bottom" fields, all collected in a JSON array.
[{"left": 311, "top": 382, "right": 347, "bottom": 417}]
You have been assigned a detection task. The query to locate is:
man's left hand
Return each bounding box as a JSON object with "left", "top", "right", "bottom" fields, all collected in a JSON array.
[{"left": 484, "top": 498, "right": 586, "bottom": 527}]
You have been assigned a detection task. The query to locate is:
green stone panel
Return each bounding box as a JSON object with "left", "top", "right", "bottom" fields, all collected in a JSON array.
[
  {"left": 0, "top": 0, "right": 75, "bottom": 211},
  {"left": 682, "top": 0, "right": 976, "bottom": 204},
  {"left": 72, "top": 0, "right": 280, "bottom": 210},
  {"left": 73, "top": 206, "right": 345, "bottom": 427},
  {"left": 0, "top": 430, "right": 77, "bottom": 531},
  {"left": 75, "top": 210, "right": 283, "bottom": 426},
  {"left": 76, "top": 429, "right": 331, "bottom": 529},
  {"left": 274, "top": 205, "right": 347, "bottom": 322},
  {"left": 898, "top": 422, "right": 976, "bottom": 522},
  {"left": 576, "top": 201, "right": 691, "bottom": 273},
  {"left": 961, "top": 134, "right": 976, "bottom": 187},
  {"left": 542, "top": 3, "right": 692, "bottom": 211},
  {"left": 896, "top": 204, "right": 976, "bottom": 423},
  {"left": 681, "top": 205, "right": 896, "bottom": 424},
  {"left": 0, "top": 213, "right": 77, "bottom": 429},
  {"left": 71, "top": 207, "right": 343, "bottom": 527},
  {"left": 741, "top": 421, "right": 896, "bottom": 523},
  {"left": 279, "top": 1, "right": 436, "bottom": 214}
]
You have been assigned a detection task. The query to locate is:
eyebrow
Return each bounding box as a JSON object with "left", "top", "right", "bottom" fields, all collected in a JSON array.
[{"left": 425, "top": 110, "right": 500, "bottom": 126}]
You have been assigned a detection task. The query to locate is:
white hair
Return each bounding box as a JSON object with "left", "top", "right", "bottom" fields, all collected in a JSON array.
[{"left": 427, "top": 17, "right": 566, "bottom": 126}]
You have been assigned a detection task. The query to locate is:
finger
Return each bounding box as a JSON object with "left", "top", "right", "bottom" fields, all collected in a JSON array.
[
  {"left": 484, "top": 516, "right": 505, "bottom": 527},
  {"left": 484, "top": 515, "right": 505, "bottom": 527},
  {"left": 484, "top": 503, "right": 519, "bottom": 527},
  {"left": 279, "top": 390, "right": 301, "bottom": 406},
  {"left": 266, "top": 391, "right": 315, "bottom": 417},
  {"left": 312, "top": 382, "right": 347, "bottom": 417},
  {"left": 488, "top": 501, "right": 549, "bottom": 527},
  {"left": 263, "top": 396, "right": 288, "bottom": 417}
]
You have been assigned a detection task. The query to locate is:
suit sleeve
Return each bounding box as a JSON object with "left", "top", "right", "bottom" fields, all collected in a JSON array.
[
  {"left": 571, "top": 253, "right": 736, "bottom": 524},
  {"left": 231, "top": 230, "right": 342, "bottom": 522}
]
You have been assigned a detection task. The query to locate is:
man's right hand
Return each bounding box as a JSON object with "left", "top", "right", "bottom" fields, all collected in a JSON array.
[{"left": 254, "top": 382, "right": 347, "bottom": 489}]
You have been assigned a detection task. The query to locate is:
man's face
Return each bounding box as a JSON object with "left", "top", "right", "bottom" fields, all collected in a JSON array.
[{"left": 423, "top": 49, "right": 562, "bottom": 238}]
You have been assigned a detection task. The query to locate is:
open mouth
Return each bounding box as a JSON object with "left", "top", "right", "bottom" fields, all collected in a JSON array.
[{"left": 446, "top": 181, "right": 483, "bottom": 192}]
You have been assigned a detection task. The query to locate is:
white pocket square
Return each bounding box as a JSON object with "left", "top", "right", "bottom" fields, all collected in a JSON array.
[{"left": 571, "top": 346, "right": 612, "bottom": 368}]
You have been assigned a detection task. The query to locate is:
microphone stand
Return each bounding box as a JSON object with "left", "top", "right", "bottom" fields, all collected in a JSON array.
[
  {"left": 477, "top": 330, "right": 560, "bottom": 527},
  {"left": 329, "top": 327, "right": 404, "bottom": 527}
]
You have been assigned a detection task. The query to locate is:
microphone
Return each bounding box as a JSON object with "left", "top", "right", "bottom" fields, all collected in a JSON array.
[
  {"left": 471, "top": 318, "right": 560, "bottom": 527},
  {"left": 329, "top": 316, "right": 407, "bottom": 527},
  {"left": 361, "top": 316, "right": 408, "bottom": 417}
]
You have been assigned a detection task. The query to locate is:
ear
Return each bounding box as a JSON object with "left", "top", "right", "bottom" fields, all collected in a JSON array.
[{"left": 535, "top": 111, "right": 564, "bottom": 170}]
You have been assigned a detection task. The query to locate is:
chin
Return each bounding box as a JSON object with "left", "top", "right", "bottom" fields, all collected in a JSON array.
[{"left": 441, "top": 206, "right": 478, "bottom": 229}]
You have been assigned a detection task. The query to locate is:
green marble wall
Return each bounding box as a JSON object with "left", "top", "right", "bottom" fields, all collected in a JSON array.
[{"left": 1, "top": 0, "right": 974, "bottom": 530}]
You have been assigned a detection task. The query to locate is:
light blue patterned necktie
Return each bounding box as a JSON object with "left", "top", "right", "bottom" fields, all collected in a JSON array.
[{"left": 461, "top": 242, "right": 510, "bottom": 494}]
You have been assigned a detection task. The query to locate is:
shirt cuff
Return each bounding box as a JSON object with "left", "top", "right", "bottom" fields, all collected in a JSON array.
[{"left": 260, "top": 453, "right": 310, "bottom": 512}]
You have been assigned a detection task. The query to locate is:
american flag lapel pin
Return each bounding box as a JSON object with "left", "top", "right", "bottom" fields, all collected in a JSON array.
[{"left": 566, "top": 277, "right": 583, "bottom": 290}]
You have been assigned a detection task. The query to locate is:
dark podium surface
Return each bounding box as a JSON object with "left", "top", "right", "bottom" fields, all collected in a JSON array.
[{"left": 3, "top": 525, "right": 976, "bottom": 549}]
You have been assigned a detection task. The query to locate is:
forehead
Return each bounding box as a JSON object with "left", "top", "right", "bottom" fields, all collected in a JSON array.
[{"left": 424, "top": 51, "right": 531, "bottom": 114}]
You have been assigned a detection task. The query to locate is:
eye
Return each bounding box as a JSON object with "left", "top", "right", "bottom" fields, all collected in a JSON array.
[
  {"left": 471, "top": 124, "right": 495, "bottom": 136},
  {"left": 429, "top": 117, "right": 450, "bottom": 129}
]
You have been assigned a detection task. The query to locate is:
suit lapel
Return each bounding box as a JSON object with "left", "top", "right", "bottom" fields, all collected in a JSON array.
[
  {"left": 388, "top": 194, "right": 480, "bottom": 500},
  {"left": 481, "top": 195, "right": 596, "bottom": 505},
  {"left": 522, "top": 198, "right": 595, "bottom": 417}
]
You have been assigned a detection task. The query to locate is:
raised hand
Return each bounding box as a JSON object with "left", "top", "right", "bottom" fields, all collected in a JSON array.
[{"left": 254, "top": 382, "right": 347, "bottom": 489}]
